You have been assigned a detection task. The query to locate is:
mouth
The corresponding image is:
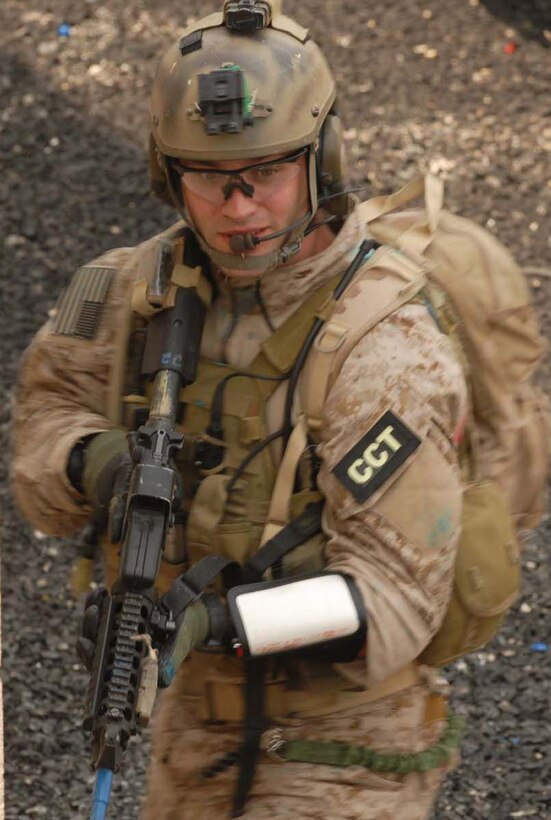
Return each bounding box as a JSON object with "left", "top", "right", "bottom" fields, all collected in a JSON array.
[{"left": 219, "top": 227, "right": 269, "bottom": 240}]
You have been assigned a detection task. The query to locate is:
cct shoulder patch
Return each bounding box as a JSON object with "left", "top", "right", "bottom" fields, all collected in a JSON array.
[
  {"left": 53, "top": 266, "right": 114, "bottom": 339},
  {"left": 332, "top": 410, "right": 421, "bottom": 503}
]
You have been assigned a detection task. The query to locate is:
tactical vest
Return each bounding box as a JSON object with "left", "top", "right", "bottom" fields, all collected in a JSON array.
[
  {"left": 112, "top": 254, "right": 347, "bottom": 576},
  {"left": 105, "top": 228, "right": 424, "bottom": 588}
]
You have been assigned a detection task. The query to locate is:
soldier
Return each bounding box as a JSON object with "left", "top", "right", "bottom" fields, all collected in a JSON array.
[{"left": 11, "top": 2, "right": 548, "bottom": 819}]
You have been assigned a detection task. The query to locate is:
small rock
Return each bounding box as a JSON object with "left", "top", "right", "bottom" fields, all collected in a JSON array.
[
  {"left": 5, "top": 234, "right": 26, "bottom": 248},
  {"left": 335, "top": 34, "right": 352, "bottom": 48},
  {"left": 37, "top": 41, "right": 58, "bottom": 56}
]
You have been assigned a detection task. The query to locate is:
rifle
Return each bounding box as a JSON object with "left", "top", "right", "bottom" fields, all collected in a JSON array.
[{"left": 82, "top": 274, "right": 207, "bottom": 819}]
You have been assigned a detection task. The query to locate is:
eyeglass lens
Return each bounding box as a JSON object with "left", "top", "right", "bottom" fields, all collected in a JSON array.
[{"left": 177, "top": 155, "right": 304, "bottom": 204}]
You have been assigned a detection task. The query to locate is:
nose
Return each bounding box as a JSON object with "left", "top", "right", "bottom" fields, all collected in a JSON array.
[{"left": 220, "top": 186, "right": 259, "bottom": 220}]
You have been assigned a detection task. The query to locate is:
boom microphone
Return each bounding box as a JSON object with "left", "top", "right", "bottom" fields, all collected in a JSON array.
[
  {"left": 228, "top": 210, "right": 312, "bottom": 253},
  {"left": 229, "top": 233, "right": 258, "bottom": 252}
]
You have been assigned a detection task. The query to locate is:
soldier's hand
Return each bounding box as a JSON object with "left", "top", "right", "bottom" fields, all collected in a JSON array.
[
  {"left": 81, "top": 429, "right": 184, "bottom": 543},
  {"left": 156, "top": 593, "right": 229, "bottom": 688},
  {"left": 76, "top": 586, "right": 108, "bottom": 671},
  {"left": 81, "top": 430, "right": 133, "bottom": 542}
]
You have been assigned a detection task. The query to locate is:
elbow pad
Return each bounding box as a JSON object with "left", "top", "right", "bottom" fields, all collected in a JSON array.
[{"left": 227, "top": 572, "right": 366, "bottom": 663}]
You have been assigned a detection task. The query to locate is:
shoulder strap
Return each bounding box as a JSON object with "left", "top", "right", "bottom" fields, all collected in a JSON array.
[
  {"left": 358, "top": 174, "right": 443, "bottom": 260},
  {"left": 300, "top": 175, "right": 444, "bottom": 432},
  {"left": 301, "top": 244, "right": 426, "bottom": 432},
  {"left": 249, "top": 271, "right": 343, "bottom": 379}
]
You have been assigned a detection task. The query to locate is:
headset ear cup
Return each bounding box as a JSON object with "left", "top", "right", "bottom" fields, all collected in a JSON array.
[
  {"left": 148, "top": 133, "right": 175, "bottom": 206},
  {"left": 317, "top": 114, "right": 349, "bottom": 216}
]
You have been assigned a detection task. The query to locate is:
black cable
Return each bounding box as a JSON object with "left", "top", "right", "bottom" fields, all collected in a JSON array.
[
  {"left": 226, "top": 430, "right": 284, "bottom": 494},
  {"left": 197, "top": 371, "right": 286, "bottom": 472},
  {"left": 254, "top": 278, "right": 276, "bottom": 332},
  {"left": 209, "top": 370, "right": 286, "bottom": 435},
  {"left": 281, "top": 318, "right": 324, "bottom": 444},
  {"left": 333, "top": 238, "right": 379, "bottom": 299},
  {"left": 302, "top": 214, "right": 339, "bottom": 237},
  {"left": 281, "top": 239, "right": 379, "bottom": 443},
  {"left": 317, "top": 185, "right": 366, "bottom": 205}
]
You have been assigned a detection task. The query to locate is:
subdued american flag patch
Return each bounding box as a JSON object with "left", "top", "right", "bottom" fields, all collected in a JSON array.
[{"left": 53, "top": 266, "right": 114, "bottom": 339}]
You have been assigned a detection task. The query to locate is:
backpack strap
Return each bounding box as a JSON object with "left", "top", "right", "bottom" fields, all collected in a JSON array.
[
  {"left": 358, "top": 174, "right": 444, "bottom": 260},
  {"left": 300, "top": 176, "right": 444, "bottom": 433},
  {"left": 301, "top": 245, "right": 426, "bottom": 432},
  {"left": 260, "top": 414, "right": 309, "bottom": 545}
]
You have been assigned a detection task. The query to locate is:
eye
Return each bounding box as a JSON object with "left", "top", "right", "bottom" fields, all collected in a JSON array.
[
  {"left": 197, "top": 172, "right": 219, "bottom": 183},
  {"left": 251, "top": 166, "right": 281, "bottom": 182}
]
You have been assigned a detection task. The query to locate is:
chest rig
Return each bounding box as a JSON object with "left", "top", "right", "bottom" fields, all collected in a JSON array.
[{"left": 107, "top": 227, "right": 373, "bottom": 590}]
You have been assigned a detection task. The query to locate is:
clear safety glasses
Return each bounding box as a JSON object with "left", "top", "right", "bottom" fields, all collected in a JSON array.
[{"left": 170, "top": 148, "right": 307, "bottom": 205}]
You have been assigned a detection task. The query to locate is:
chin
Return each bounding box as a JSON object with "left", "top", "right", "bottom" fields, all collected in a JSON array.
[
  {"left": 219, "top": 267, "right": 263, "bottom": 282},
  {"left": 213, "top": 237, "right": 283, "bottom": 280}
]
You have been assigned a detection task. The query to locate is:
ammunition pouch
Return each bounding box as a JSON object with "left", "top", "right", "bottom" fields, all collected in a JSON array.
[{"left": 180, "top": 652, "right": 421, "bottom": 723}]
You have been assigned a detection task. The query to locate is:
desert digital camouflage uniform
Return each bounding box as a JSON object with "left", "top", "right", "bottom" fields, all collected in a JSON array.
[{"left": 11, "top": 201, "right": 467, "bottom": 818}]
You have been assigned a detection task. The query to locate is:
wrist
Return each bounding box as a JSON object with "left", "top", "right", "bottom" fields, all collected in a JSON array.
[
  {"left": 202, "top": 592, "right": 231, "bottom": 645},
  {"left": 82, "top": 429, "right": 129, "bottom": 504},
  {"left": 67, "top": 434, "right": 99, "bottom": 493}
]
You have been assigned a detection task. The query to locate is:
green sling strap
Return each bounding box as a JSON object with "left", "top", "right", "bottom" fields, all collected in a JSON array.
[{"left": 269, "top": 712, "right": 463, "bottom": 775}]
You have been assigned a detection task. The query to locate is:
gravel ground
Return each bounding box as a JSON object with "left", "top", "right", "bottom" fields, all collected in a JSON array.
[{"left": 1, "top": 1, "right": 551, "bottom": 818}]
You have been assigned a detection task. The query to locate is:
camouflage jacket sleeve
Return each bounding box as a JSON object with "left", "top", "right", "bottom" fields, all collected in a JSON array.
[
  {"left": 10, "top": 247, "right": 135, "bottom": 536},
  {"left": 316, "top": 301, "right": 468, "bottom": 685}
]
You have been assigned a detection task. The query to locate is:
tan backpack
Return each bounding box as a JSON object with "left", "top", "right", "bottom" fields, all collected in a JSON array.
[{"left": 295, "top": 175, "right": 550, "bottom": 665}]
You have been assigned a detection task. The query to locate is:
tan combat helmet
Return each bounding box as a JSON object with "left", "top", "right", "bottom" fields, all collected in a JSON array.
[{"left": 149, "top": 0, "right": 349, "bottom": 271}]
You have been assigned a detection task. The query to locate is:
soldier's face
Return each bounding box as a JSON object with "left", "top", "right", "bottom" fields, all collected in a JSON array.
[{"left": 180, "top": 153, "right": 310, "bottom": 279}]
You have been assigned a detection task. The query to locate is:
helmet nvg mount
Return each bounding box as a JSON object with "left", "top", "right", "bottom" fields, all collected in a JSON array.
[{"left": 149, "top": 0, "right": 349, "bottom": 271}]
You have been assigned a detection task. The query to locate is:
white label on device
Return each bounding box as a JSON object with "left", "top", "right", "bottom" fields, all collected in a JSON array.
[{"left": 235, "top": 575, "right": 360, "bottom": 656}]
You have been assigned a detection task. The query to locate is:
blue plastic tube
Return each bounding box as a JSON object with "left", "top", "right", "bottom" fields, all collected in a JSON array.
[{"left": 90, "top": 768, "right": 113, "bottom": 820}]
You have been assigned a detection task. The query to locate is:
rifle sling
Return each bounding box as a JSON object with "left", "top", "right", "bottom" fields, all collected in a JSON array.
[
  {"left": 242, "top": 500, "right": 324, "bottom": 582},
  {"left": 160, "top": 555, "right": 240, "bottom": 619}
]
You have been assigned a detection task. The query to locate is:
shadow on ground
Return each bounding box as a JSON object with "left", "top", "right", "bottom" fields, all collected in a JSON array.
[{"left": 480, "top": 0, "right": 551, "bottom": 46}]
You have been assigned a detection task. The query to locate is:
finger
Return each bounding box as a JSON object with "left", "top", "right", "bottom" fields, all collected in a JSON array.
[
  {"left": 158, "top": 629, "right": 193, "bottom": 687},
  {"left": 158, "top": 656, "right": 177, "bottom": 688},
  {"left": 82, "top": 604, "right": 102, "bottom": 640},
  {"left": 109, "top": 495, "right": 126, "bottom": 544},
  {"left": 83, "top": 586, "right": 107, "bottom": 610},
  {"left": 112, "top": 457, "right": 133, "bottom": 495},
  {"left": 76, "top": 637, "right": 96, "bottom": 671},
  {"left": 173, "top": 471, "right": 184, "bottom": 509}
]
